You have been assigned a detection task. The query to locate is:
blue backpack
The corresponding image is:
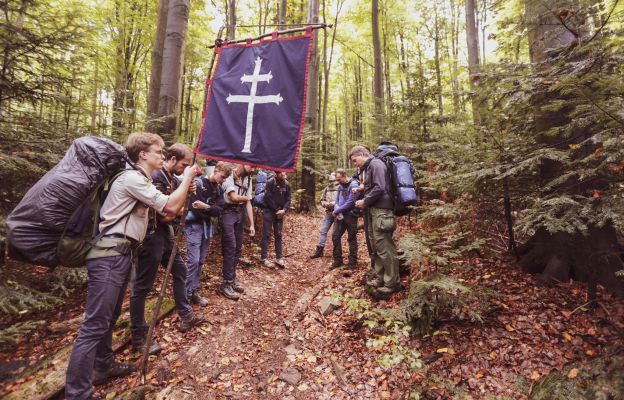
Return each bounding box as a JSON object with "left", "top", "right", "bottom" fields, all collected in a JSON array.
[
  {"left": 253, "top": 171, "right": 269, "bottom": 208},
  {"left": 376, "top": 146, "right": 418, "bottom": 216}
]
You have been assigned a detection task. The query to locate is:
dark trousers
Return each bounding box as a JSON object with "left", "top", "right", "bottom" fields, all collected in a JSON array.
[
  {"left": 221, "top": 208, "right": 245, "bottom": 282},
  {"left": 332, "top": 214, "right": 358, "bottom": 266},
  {"left": 66, "top": 254, "right": 131, "bottom": 400},
  {"left": 261, "top": 209, "right": 283, "bottom": 259},
  {"left": 130, "top": 224, "right": 191, "bottom": 334},
  {"left": 363, "top": 210, "right": 374, "bottom": 267}
]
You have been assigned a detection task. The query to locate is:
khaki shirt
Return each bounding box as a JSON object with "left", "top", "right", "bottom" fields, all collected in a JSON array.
[
  {"left": 222, "top": 173, "right": 253, "bottom": 205},
  {"left": 98, "top": 169, "right": 168, "bottom": 242}
]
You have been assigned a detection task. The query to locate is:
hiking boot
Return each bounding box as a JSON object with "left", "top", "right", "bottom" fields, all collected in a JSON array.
[
  {"left": 275, "top": 258, "right": 286, "bottom": 269},
  {"left": 232, "top": 281, "right": 245, "bottom": 293},
  {"left": 329, "top": 260, "right": 343, "bottom": 270},
  {"left": 93, "top": 361, "right": 136, "bottom": 386},
  {"left": 365, "top": 268, "right": 377, "bottom": 280},
  {"left": 178, "top": 312, "right": 205, "bottom": 332},
  {"left": 190, "top": 292, "right": 209, "bottom": 307},
  {"left": 262, "top": 259, "right": 273, "bottom": 268},
  {"left": 219, "top": 282, "right": 240, "bottom": 301},
  {"left": 309, "top": 245, "right": 324, "bottom": 259},
  {"left": 376, "top": 284, "right": 403, "bottom": 296},
  {"left": 131, "top": 331, "right": 162, "bottom": 355},
  {"left": 367, "top": 276, "right": 384, "bottom": 288}
]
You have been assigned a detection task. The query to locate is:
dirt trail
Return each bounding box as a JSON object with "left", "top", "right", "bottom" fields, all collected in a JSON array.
[{"left": 102, "top": 213, "right": 368, "bottom": 400}]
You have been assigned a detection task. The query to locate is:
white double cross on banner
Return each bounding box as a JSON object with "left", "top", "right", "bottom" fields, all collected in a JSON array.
[{"left": 226, "top": 56, "right": 283, "bottom": 153}]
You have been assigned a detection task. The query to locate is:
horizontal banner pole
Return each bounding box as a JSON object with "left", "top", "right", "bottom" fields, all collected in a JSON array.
[{"left": 209, "top": 23, "right": 332, "bottom": 49}]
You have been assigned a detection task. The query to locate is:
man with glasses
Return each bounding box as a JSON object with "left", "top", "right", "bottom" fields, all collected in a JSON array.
[
  {"left": 309, "top": 173, "right": 338, "bottom": 259},
  {"left": 130, "top": 143, "right": 205, "bottom": 358},
  {"left": 66, "top": 133, "right": 199, "bottom": 400}
]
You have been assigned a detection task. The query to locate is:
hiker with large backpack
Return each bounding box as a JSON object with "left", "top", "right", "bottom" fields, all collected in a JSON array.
[
  {"left": 351, "top": 145, "right": 402, "bottom": 297},
  {"left": 65, "top": 133, "right": 199, "bottom": 400},
  {"left": 129, "top": 143, "right": 205, "bottom": 357},
  {"left": 183, "top": 161, "right": 232, "bottom": 307}
]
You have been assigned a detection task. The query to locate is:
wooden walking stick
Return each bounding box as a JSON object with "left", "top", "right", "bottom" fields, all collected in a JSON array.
[{"left": 139, "top": 27, "right": 226, "bottom": 384}]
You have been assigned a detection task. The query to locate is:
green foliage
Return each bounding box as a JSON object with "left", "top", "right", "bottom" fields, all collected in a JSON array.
[
  {"left": 49, "top": 268, "right": 88, "bottom": 297},
  {"left": 0, "top": 281, "right": 63, "bottom": 315},
  {"left": 386, "top": 274, "right": 493, "bottom": 336},
  {"left": 0, "top": 320, "right": 45, "bottom": 344},
  {"left": 340, "top": 291, "right": 423, "bottom": 371}
]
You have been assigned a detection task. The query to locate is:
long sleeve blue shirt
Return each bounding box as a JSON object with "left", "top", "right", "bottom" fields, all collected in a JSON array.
[{"left": 334, "top": 180, "right": 360, "bottom": 216}]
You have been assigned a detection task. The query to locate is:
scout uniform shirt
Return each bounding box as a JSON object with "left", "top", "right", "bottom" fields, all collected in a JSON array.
[
  {"left": 97, "top": 168, "right": 168, "bottom": 242},
  {"left": 222, "top": 173, "right": 253, "bottom": 205}
]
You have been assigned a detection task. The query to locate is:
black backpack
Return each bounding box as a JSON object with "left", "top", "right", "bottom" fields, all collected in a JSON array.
[
  {"left": 375, "top": 145, "right": 418, "bottom": 217},
  {"left": 6, "top": 137, "right": 129, "bottom": 268}
]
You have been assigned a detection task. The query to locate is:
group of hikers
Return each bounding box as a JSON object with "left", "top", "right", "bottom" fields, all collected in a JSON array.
[{"left": 64, "top": 132, "right": 406, "bottom": 400}]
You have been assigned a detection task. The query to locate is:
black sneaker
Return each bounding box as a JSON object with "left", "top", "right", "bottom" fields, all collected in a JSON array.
[
  {"left": 232, "top": 281, "right": 245, "bottom": 293},
  {"left": 178, "top": 312, "right": 205, "bottom": 332},
  {"left": 309, "top": 246, "right": 324, "bottom": 259},
  {"left": 219, "top": 282, "right": 240, "bottom": 301},
  {"left": 329, "top": 260, "right": 343, "bottom": 270},
  {"left": 131, "top": 332, "right": 162, "bottom": 355},
  {"left": 190, "top": 292, "right": 209, "bottom": 307},
  {"left": 93, "top": 361, "right": 136, "bottom": 386}
]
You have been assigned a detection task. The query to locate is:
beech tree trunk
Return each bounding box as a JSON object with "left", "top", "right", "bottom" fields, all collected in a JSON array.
[
  {"left": 300, "top": 0, "right": 319, "bottom": 212},
  {"left": 465, "top": 0, "right": 480, "bottom": 124},
  {"left": 371, "top": 0, "right": 384, "bottom": 127},
  {"left": 227, "top": 0, "right": 236, "bottom": 40},
  {"left": 519, "top": 0, "right": 623, "bottom": 297},
  {"left": 145, "top": 0, "right": 169, "bottom": 132},
  {"left": 156, "top": 0, "right": 190, "bottom": 145}
]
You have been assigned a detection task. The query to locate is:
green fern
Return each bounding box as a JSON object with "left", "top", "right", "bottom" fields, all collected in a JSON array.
[
  {"left": 0, "top": 320, "right": 45, "bottom": 344},
  {"left": 0, "top": 282, "right": 64, "bottom": 315}
]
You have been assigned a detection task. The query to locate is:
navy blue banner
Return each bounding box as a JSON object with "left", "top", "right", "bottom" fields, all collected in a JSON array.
[{"left": 196, "top": 34, "right": 312, "bottom": 171}]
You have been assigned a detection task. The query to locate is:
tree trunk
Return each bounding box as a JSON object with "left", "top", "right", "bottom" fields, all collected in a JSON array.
[
  {"left": 433, "top": 7, "right": 443, "bottom": 117},
  {"left": 300, "top": 0, "right": 319, "bottom": 212},
  {"left": 278, "top": 0, "right": 286, "bottom": 26},
  {"left": 525, "top": 0, "right": 578, "bottom": 64},
  {"left": 156, "top": 0, "right": 190, "bottom": 145},
  {"left": 465, "top": 0, "right": 481, "bottom": 124},
  {"left": 227, "top": 0, "right": 236, "bottom": 40},
  {"left": 449, "top": 0, "right": 460, "bottom": 113},
  {"left": 145, "top": 0, "right": 169, "bottom": 132},
  {"left": 371, "top": 0, "right": 384, "bottom": 127},
  {"left": 518, "top": 0, "right": 624, "bottom": 297}
]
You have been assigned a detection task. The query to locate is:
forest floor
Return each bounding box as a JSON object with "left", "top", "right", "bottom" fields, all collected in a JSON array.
[{"left": 1, "top": 213, "right": 623, "bottom": 399}]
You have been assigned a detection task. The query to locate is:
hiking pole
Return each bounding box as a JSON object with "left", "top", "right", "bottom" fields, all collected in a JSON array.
[{"left": 139, "top": 27, "right": 225, "bottom": 385}]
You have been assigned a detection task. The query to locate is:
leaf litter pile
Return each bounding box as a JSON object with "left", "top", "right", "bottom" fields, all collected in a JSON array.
[{"left": 1, "top": 213, "right": 623, "bottom": 399}]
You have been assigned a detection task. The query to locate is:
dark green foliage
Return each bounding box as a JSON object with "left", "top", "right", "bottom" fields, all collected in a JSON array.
[
  {"left": 49, "top": 268, "right": 88, "bottom": 297},
  {"left": 0, "top": 281, "right": 63, "bottom": 315},
  {"left": 0, "top": 320, "right": 45, "bottom": 344},
  {"left": 386, "top": 274, "right": 494, "bottom": 336}
]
